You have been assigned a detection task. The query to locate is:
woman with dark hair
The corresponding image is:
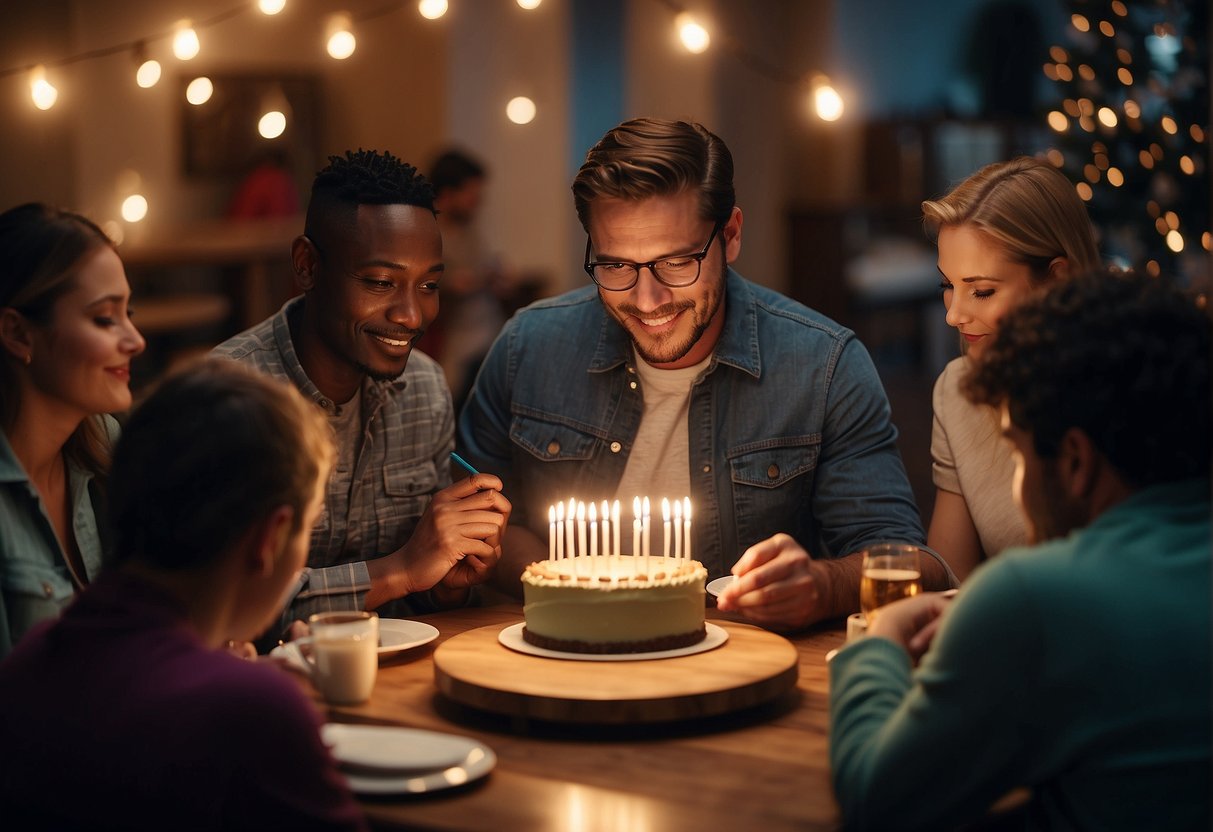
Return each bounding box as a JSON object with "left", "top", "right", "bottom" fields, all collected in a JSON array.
[{"left": 0, "top": 202, "right": 145, "bottom": 656}]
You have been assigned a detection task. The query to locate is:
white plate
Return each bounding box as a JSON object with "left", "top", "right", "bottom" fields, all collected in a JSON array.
[
  {"left": 377, "top": 619, "right": 439, "bottom": 655},
  {"left": 705, "top": 575, "right": 735, "bottom": 597},
  {"left": 497, "top": 621, "right": 728, "bottom": 662},
  {"left": 321, "top": 724, "right": 496, "bottom": 795}
]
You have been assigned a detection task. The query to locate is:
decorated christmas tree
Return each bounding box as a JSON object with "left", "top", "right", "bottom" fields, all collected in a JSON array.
[{"left": 1041, "top": 0, "right": 1208, "bottom": 283}]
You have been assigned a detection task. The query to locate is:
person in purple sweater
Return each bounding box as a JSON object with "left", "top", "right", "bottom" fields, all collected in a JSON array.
[{"left": 0, "top": 360, "right": 366, "bottom": 831}]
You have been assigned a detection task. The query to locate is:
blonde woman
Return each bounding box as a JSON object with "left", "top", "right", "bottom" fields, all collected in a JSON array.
[
  {"left": 923, "top": 158, "right": 1100, "bottom": 580},
  {"left": 0, "top": 203, "right": 145, "bottom": 656}
]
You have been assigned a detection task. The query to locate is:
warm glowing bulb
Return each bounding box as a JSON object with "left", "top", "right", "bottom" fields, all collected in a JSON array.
[
  {"left": 1076, "top": 182, "right": 1093, "bottom": 201},
  {"left": 29, "top": 67, "right": 57, "bottom": 110},
  {"left": 517, "top": 0, "right": 542, "bottom": 8},
  {"left": 676, "top": 14, "right": 710, "bottom": 53},
  {"left": 327, "top": 30, "right": 356, "bottom": 59},
  {"left": 1160, "top": 116, "right": 1177, "bottom": 135},
  {"left": 259, "top": 0, "right": 286, "bottom": 14},
  {"left": 186, "top": 77, "right": 213, "bottom": 105},
  {"left": 418, "top": 0, "right": 448, "bottom": 19},
  {"left": 136, "top": 59, "right": 162, "bottom": 89},
  {"left": 258, "top": 111, "right": 287, "bottom": 139},
  {"left": 1097, "top": 107, "right": 1118, "bottom": 127},
  {"left": 121, "top": 194, "right": 148, "bottom": 223},
  {"left": 1047, "top": 111, "right": 1068, "bottom": 132},
  {"left": 814, "top": 84, "right": 844, "bottom": 121},
  {"left": 173, "top": 25, "right": 200, "bottom": 60},
  {"left": 1166, "top": 230, "right": 1183, "bottom": 253},
  {"left": 506, "top": 96, "right": 536, "bottom": 124}
]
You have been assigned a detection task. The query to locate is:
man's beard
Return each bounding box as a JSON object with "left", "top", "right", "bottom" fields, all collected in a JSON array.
[{"left": 612, "top": 261, "right": 725, "bottom": 366}]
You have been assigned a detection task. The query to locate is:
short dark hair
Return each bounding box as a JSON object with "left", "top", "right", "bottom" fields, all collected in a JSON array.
[
  {"left": 109, "top": 360, "right": 333, "bottom": 571},
  {"left": 428, "top": 149, "right": 486, "bottom": 194},
  {"left": 303, "top": 149, "right": 434, "bottom": 248},
  {"left": 572, "top": 118, "right": 735, "bottom": 231},
  {"left": 963, "top": 269, "right": 1210, "bottom": 488}
]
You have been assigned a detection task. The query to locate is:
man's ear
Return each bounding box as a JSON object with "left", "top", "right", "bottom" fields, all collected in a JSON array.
[
  {"left": 1046, "top": 256, "right": 1071, "bottom": 282},
  {"left": 722, "top": 206, "right": 743, "bottom": 264},
  {"left": 1056, "top": 426, "right": 1099, "bottom": 499},
  {"left": 0, "top": 307, "right": 35, "bottom": 362},
  {"left": 291, "top": 235, "right": 319, "bottom": 292},
  {"left": 248, "top": 505, "right": 295, "bottom": 578}
]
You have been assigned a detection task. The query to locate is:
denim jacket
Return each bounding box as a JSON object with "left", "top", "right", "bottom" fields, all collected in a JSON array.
[{"left": 458, "top": 270, "right": 927, "bottom": 579}]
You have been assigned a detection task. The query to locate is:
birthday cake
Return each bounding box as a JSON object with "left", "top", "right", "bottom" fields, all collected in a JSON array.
[{"left": 521, "top": 555, "right": 708, "bottom": 654}]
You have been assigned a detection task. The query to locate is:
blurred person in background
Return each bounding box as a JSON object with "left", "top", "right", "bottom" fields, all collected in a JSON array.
[{"left": 0, "top": 203, "right": 145, "bottom": 658}]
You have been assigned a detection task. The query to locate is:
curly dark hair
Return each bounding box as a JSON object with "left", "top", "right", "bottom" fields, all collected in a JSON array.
[
  {"left": 962, "top": 268, "right": 1210, "bottom": 488},
  {"left": 303, "top": 148, "right": 434, "bottom": 245}
]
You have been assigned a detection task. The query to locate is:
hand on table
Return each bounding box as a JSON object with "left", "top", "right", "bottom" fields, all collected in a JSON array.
[
  {"left": 368, "top": 473, "right": 511, "bottom": 606},
  {"left": 866, "top": 591, "right": 956, "bottom": 663},
  {"left": 715, "top": 533, "right": 827, "bottom": 630}
]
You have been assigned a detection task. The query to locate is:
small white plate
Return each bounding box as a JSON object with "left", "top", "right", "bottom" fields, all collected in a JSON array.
[
  {"left": 497, "top": 621, "right": 728, "bottom": 662},
  {"left": 705, "top": 575, "right": 735, "bottom": 597},
  {"left": 377, "top": 619, "right": 439, "bottom": 655},
  {"left": 321, "top": 724, "right": 495, "bottom": 795}
]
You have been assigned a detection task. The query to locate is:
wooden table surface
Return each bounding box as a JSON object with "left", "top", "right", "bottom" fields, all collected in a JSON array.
[{"left": 316, "top": 605, "right": 847, "bottom": 832}]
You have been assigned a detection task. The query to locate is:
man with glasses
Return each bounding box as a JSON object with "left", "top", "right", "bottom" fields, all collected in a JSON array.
[
  {"left": 214, "top": 149, "right": 510, "bottom": 644},
  {"left": 459, "top": 119, "right": 952, "bottom": 629}
]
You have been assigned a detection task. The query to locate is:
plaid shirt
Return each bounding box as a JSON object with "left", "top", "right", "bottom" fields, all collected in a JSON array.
[{"left": 212, "top": 298, "right": 453, "bottom": 631}]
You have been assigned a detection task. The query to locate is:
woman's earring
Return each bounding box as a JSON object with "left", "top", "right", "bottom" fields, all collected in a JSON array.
[{"left": 24, "top": 353, "right": 32, "bottom": 366}]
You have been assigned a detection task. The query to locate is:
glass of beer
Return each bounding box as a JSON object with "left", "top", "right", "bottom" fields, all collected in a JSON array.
[{"left": 860, "top": 542, "right": 923, "bottom": 622}]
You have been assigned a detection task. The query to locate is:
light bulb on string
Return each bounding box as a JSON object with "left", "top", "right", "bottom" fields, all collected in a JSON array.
[
  {"left": 418, "top": 0, "right": 448, "bottom": 20},
  {"left": 121, "top": 194, "right": 148, "bottom": 223},
  {"left": 173, "top": 22, "right": 200, "bottom": 61},
  {"left": 29, "top": 65, "right": 58, "bottom": 110},
  {"left": 259, "top": 0, "right": 286, "bottom": 14},
  {"left": 136, "top": 59, "right": 162, "bottom": 88},
  {"left": 675, "top": 13, "right": 710, "bottom": 54},
  {"left": 506, "top": 96, "right": 536, "bottom": 124},
  {"left": 186, "top": 76, "right": 213, "bottom": 105},
  {"left": 326, "top": 14, "right": 356, "bottom": 59},
  {"left": 810, "top": 75, "right": 844, "bottom": 122},
  {"left": 258, "top": 85, "right": 290, "bottom": 139},
  {"left": 517, "top": 0, "right": 542, "bottom": 8}
]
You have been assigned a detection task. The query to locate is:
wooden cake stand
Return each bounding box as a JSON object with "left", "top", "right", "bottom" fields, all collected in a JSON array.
[{"left": 433, "top": 620, "right": 798, "bottom": 724}]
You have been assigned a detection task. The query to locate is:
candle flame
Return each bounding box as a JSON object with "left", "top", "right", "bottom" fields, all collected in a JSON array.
[
  {"left": 642, "top": 496, "right": 650, "bottom": 517},
  {"left": 549, "top": 505, "right": 555, "bottom": 523},
  {"left": 673, "top": 499, "right": 682, "bottom": 522},
  {"left": 683, "top": 496, "right": 691, "bottom": 521},
  {"left": 577, "top": 501, "right": 586, "bottom": 521},
  {"left": 613, "top": 500, "right": 621, "bottom": 521},
  {"left": 556, "top": 501, "right": 564, "bottom": 521},
  {"left": 662, "top": 497, "right": 670, "bottom": 522},
  {"left": 588, "top": 501, "right": 597, "bottom": 521},
  {"left": 633, "top": 495, "right": 641, "bottom": 519}
]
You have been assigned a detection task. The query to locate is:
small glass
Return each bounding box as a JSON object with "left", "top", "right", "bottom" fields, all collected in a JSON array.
[{"left": 859, "top": 542, "right": 923, "bottom": 623}]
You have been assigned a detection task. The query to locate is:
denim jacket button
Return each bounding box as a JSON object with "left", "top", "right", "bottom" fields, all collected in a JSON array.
[
  {"left": 42, "top": 582, "right": 54, "bottom": 598},
  {"left": 702, "top": 464, "right": 711, "bottom": 473},
  {"left": 609, "top": 441, "right": 622, "bottom": 453},
  {"left": 629, "top": 381, "right": 638, "bottom": 390},
  {"left": 767, "top": 463, "right": 780, "bottom": 479},
  {"left": 547, "top": 441, "right": 560, "bottom": 455}
]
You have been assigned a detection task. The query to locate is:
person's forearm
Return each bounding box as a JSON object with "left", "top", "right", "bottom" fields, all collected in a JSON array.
[
  {"left": 364, "top": 556, "right": 412, "bottom": 611},
  {"left": 811, "top": 551, "right": 864, "bottom": 621},
  {"left": 494, "top": 524, "right": 546, "bottom": 599}
]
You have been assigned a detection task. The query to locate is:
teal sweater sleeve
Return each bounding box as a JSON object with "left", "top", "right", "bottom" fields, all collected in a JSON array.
[{"left": 829, "top": 560, "right": 1040, "bottom": 830}]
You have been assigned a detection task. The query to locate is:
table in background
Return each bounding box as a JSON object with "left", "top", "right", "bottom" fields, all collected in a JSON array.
[{"left": 318, "top": 605, "right": 845, "bottom": 832}]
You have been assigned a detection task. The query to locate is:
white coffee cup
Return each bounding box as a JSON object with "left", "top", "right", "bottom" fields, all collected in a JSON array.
[{"left": 302, "top": 611, "right": 379, "bottom": 705}]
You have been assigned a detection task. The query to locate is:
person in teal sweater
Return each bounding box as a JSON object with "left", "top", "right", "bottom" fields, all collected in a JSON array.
[{"left": 829, "top": 268, "right": 1210, "bottom": 830}]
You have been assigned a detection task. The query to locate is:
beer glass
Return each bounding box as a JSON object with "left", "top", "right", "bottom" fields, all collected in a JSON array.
[{"left": 860, "top": 542, "right": 923, "bottom": 622}]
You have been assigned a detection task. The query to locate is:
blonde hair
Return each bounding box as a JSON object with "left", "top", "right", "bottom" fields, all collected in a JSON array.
[{"left": 922, "top": 157, "right": 1100, "bottom": 279}]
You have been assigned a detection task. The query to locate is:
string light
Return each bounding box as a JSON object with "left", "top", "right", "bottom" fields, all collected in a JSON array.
[
  {"left": 418, "top": 0, "right": 448, "bottom": 20},
  {"left": 29, "top": 65, "right": 58, "bottom": 110},
  {"left": 258, "top": 0, "right": 286, "bottom": 14},
  {"left": 185, "top": 76, "right": 213, "bottom": 105},
  {"left": 1047, "top": 111, "right": 1068, "bottom": 132},
  {"left": 1160, "top": 116, "right": 1177, "bottom": 134},
  {"left": 675, "top": 13, "right": 710, "bottom": 54},
  {"left": 517, "top": 0, "right": 542, "bottom": 8},
  {"left": 506, "top": 96, "right": 536, "bottom": 124},
  {"left": 120, "top": 194, "right": 148, "bottom": 223},
  {"left": 1165, "top": 230, "right": 1183, "bottom": 253},
  {"left": 1071, "top": 14, "right": 1090, "bottom": 33},
  {"left": 172, "top": 21, "right": 201, "bottom": 60},
  {"left": 1097, "top": 107, "right": 1118, "bottom": 128},
  {"left": 812, "top": 76, "right": 844, "bottom": 122},
  {"left": 136, "top": 59, "right": 162, "bottom": 89},
  {"left": 326, "top": 14, "right": 356, "bottom": 60},
  {"left": 258, "top": 111, "right": 287, "bottom": 139}
]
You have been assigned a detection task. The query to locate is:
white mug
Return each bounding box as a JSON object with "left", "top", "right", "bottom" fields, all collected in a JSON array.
[{"left": 300, "top": 611, "right": 379, "bottom": 705}]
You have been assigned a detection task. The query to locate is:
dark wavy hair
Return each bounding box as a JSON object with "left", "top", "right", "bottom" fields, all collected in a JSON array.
[
  {"left": 303, "top": 148, "right": 435, "bottom": 250},
  {"left": 110, "top": 360, "right": 333, "bottom": 571},
  {"left": 572, "top": 118, "right": 735, "bottom": 231},
  {"left": 0, "top": 202, "right": 119, "bottom": 480},
  {"left": 962, "top": 268, "right": 1210, "bottom": 488}
]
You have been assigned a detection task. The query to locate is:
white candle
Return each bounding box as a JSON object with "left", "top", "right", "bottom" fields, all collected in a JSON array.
[
  {"left": 684, "top": 497, "right": 692, "bottom": 561},
  {"left": 612, "top": 500, "right": 621, "bottom": 559},
  {"left": 662, "top": 498, "right": 671, "bottom": 559},
  {"left": 632, "top": 496, "right": 642, "bottom": 568},
  {"left": 566, "top": 498, "right": 575, "bottom": 560},
  {"left": 548, "top": 504, "right": 556, "bottom": 561},
  {"left": 673, "top": 498, "right": 682, "bottom": 559},
  {"left": 642, "top": 496, "right": 651, "bottom": 565},
  {"left": 600, "top": 500, "right": 610, "bottom": 557},
  {"left": 589, "top": 501, "right": 598, "bottom": 559},
  {"left": 577, "top": 501, "right": 587, "bottom": 561},
  {"left": 556, "top": 501, "right": 565, "bottom": 559}
]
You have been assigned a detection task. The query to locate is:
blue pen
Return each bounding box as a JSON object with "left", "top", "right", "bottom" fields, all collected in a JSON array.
[{"left": 450, "top": 452, "right": 480, "bottom": 477}]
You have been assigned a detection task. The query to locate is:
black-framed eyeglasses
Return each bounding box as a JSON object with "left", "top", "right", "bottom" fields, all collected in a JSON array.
[{"left": 583, "top": 222, "right": 723, "bottom": 291}]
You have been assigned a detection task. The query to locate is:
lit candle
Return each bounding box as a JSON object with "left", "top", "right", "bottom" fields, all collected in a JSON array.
[
  {"left": 662, "top": 498, "right": 671, "bottom": 559},
  {"left": 577, "top": 501, "right": 587, "bottom": 561},
  {"left": 589, "top": 501, "right": 598, "bottom": 559},
  {"left": 673, "top": 498, "right": 682, "bottom": 559},
  {"left": 556, "top": 500, "right": 565, "bottom": 559},
  {"left": 566, "top": 497, "right": 575, "bottom": 560},
  {"left": 548, "top": 504, "right": 556, "bottom": 561},
  {"left": 632, "top": 496, "right": 642, "bottom": 566},
  {"left": 600, "top": 500, "right": 610, "bottom": 557},
  {"left": 642, "top": 496, "right": 651, "bottom": 565},
  {"left": 683, "top": 497, "right": 692, "bottom": 561},
  {"left": 612, "top": 500, "right": 621, "bottom": 559}
]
